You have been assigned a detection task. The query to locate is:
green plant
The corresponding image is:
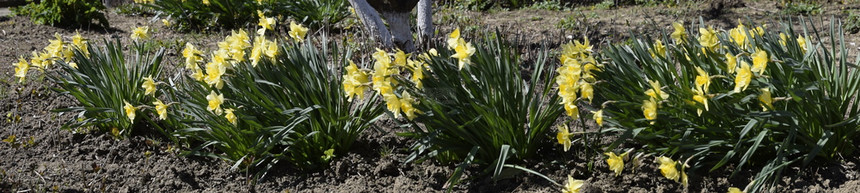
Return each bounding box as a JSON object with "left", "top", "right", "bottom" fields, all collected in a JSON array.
[
  {"left": 400, "top": 32, "right": 563, "bottom": 188},
  {"left": 594, "top": 19, "right": 859, "bottom": 192},
  {"left": 12, "top": 0, "right": 109, "bottom": 28},
  {"left": 148, "top": 0, "right": 349, "bottom": 31},
  {"left": 50, "top": 38, "right": 177, "bottom": 139},
  {"left": 782, "top": 1, "right": 822, "bottom": 15},
  {"left": 177, "top": 29, "right": 382, "bottom": 176},
  {"left": 844, "top": 11, "right": 860, "bottom": 34}
]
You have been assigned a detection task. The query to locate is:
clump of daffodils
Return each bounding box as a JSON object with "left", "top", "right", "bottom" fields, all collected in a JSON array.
[
  {"left": 555, "top": 38, "right": 600, "bottom": 120},
  {"left": 15, "top": 32, "right": 89, "bottom": 82},
  {"left": 446, "top": 28, "right": 476, "bottom": 70},
  {"left": 353, "top": 48, "right": 429, "bottom": 120},
  {"left": 131, "top": 26, "right": 150, "bottom": 41}
]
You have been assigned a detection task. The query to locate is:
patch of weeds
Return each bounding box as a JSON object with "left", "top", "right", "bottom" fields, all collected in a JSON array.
[
  {"left": 592, "top": 0, "right": 614, "bottom": 10},
  {"left": 527, "top": 0, "right": 566, "bottom": 11},
  {"left": 844, "top": 11, "right": 860, "bottom": 34},
  {"left": 557, "top": 11, "right": 592, "bottom": 32},
  {"left": 113, "top": 3, "right": 154, "bottom": 16},
  {"left": 782, "top": 1, "right": 822, "bottom": 15}
]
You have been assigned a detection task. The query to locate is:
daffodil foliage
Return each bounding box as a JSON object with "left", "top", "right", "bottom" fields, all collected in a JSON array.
[
  {"left": 399, "top": 31, "right": 563, "bottom": 188},
  {"left": 595, "top": 19, "right": 860, "bottom": 192},
  {"left": 177, "top": 24, "right": 382, "bottom": 177}
]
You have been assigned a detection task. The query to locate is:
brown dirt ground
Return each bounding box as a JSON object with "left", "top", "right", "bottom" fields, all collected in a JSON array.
[{"left": 2, "top": 1, "right": 860, "bottom": 192}]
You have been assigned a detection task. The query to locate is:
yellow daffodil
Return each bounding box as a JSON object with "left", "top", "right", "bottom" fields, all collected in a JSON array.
[
  {"left": 153, "top": 99, "right": 168, "bottom": 120},
  {"left": 779, "top": 33, "right": 788, "bottom": 46},
  {"left": 13, "top": 57, "right": 29, "bottom": 82},
  {"left": 561, "top": 175, "right": 584, "bottom": 193},
  {"left": 592, "top": 109, "right": 604, "bottom": 127},
  {"left": 556, "top": 124, "right": 572, "bottom": 152},
  {"left": 657, "top": 156, "right": 680, "bottom": 182},
  {"left": 183, "top": 43, "right": 203, "bottom": 69},
  {"left": 45, "top": 33, "right": 64, "bottom": 59},
  {"left": 671, "top": 22, "right": 687, "bottom": 42},
  {"left": 447, "top": 28, "right": 461, "bottom": 49},
  {"left": 203, "top": 0, "right": 210, "bottom": 5},
  {"left": 692, "top": 88, "right": 708, "bottom": 116},
  {"left": 123, "top": 101, "right": 137, "bottom": 121},
  {"left": 343, "top": 60, "right": 370, "bottom": 101},
  {"left": 190, "top": 65, "right": 205, "bottom": 81},
  {"left": 698, "top": 27, "right": 719, "bottom": 51},
  {"left": 250, "top": 38, "right": 265, "bottom": 67},
  {"left": 131, "top": 26, "right": 150, "bottom": 41},
  {"left": 410, "top": 60, "right": 425, "bottom": 89},
  {"left": 605, "top": 152, "right": 627, "bottom": 176},
  {"left": 694, "top": 66, "right": 711, "bottom": 93},
  {"left": 580, "top": 81, "right": 593, "bottom": 103},
  {"left": 725, "top": 53, "right": 737, "bottom": 74},
  {"left": 71, "top": 32, "right": 88, "bottom": 56},
  {"left": 400, "top": 91, "right": 420, "bottom": 120},
  {"left": 258, "top": 16, "right": 275, "bottom": 31},
  {"left": 206, "top": 91, "right": 224, "bottom": 115},
  {"left": 451, "top": 39, "right": 476, "bottom": 70},
  {"left": 644, "top": 80, "right": 669, "bottom": 100},
  {"left": 68, "top": 62, "right": 77, "bottom": 69},
  {"left": 642, "top": 98, "right": 658, "bottom": 121},
  {"left": 728, "top": 187, "right": 744, "bottom": 193},
  {"left": 734, "top": 61, "right": 752, "bottom": 93},
  {"left": 288, "top": 21, "right": 309, "bottom": 42},
  {"left": 651, "top": 39, "right": 666, "bottom": 58},
  {"left": 30, "top": 51, "right": 51, "bottom": 70},
  {"left": 162, "top": 19, "right": 171, "bottom": 27},
  {"left": 797, "top": 36, "right": 808, "bottom": 53},
  {"left": 564, "top": 102, "right": 580, "bottom": 119},
  {"left": 729, "top": 21, "right": 748, "bottom": 47},
  {"left": 755, "top": 26, "right": 765, "bottom": 36},
  {"left": 759, "top": 88, "right": 774, "bottom": 111},
  {"left": 394, "top": 49, "right": 408, "bottom": 66},
  {"left": 263, "top": 39, "right": 278, "bottom": 58},
  {"left": 224, "top": 108, "right": 237, "bottom": 125},
  {"left": 142, "top": 76, "right": 157, "bottom": 95},
  {"left": 751, "top": 49, "right": 768, "bottom": 75},
  {"left": 384, "top": 93, "right": 402, "bottom": 118}
]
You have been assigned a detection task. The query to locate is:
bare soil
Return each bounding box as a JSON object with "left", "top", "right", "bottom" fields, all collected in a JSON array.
[{"left": 2, "top": 1, "right": 860, "bottom": 192}]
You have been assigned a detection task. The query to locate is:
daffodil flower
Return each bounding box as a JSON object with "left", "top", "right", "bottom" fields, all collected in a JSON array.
[
  {"left": 142, "top": 76, "right": 156, "bottom": 96},
  {"left": 447, "top": 28, "right": 461, "bottom": 49},
  {"left": 343, "top": 60, "right": 370, "bottom": 101},
  {"left": 400, "top": 91, "right": 420, "bottom": 120},
  {"left": 698, "top": 27, "right": 719, "bottom": 51},
  {"left": 758, "top": 88, "right": 774, "bottom": 111},
  {"left": 671, "top": 22, "right": 687, "bottom": 42},
  {"left": 592, "top": 110, "right": 603, "bottom": 127},
  {"left": 561, "top": 175, "right": 584, "bottom": 193},
  {"left": 657, "top": 156, "right": 680, "bottom": 182},
  {"left": 642, "top": 98, "right": 658, "bottom": 121},
  {"left": 728, "top": 187, "right": 744, "bottom": 193},
  {"left": 203, "top": 0, "right": 210, "bottom": 6},
  {"left": 288, "top": 21, "right": 309, "bottom": 42},
  {"left": 556, "top": 124, "right": 572, "bottom": 152},
  {"left": 580, "top": 81, "right": 593, "bottom": 103},
  {"left": 694, "top": 66, "right": 711, "bottom": 93},
  {"left": 206, "top": 91, "right": 224, "bottom": 115},
  {"left": 162, "top": 19, "right": 171, "bottom": 27},
  {"left": 45, "top": 33, "right": 64, "bottom": 59},
  {"left": 734, "top": 61, "right": 752, "bottom": 93},
  {"left": 729, "top": 20, "right": 748, "bottom": 47},
  {"left": 605, "top": 152, "right": 627, "bottom": 176},
  {"left": 394, "top": 49, "right": 408, "bottom": 66},
  {"left": 131, "top": 26, "right": 150, "bottom": 41},
  {"left": 71, "top": 31, "right": 89, "bottom": 56},
  {"left": 258, "top": 16, "right": 276, "bottom": 31},
  {"left": 224, "top": 108, "right": 237, "bottom": 125},
  {"left": 692, "top": 88, "right": 708, "bottom": 116},
  {"left": 153, "top": 99, "right": 168, "bottom": 120},
  {"left": 751, "top": 49, "right": 768, "bottom": 75},
  {"left": 651, "top": 39, "right": 666, "bottom": 58},
  {"left": 383, "top": 93, "right": 402, "bottom": 118},
  {"left": 644, "top": 80, "right": 669, "bottom": 100},
  {"left": 183, "top": 43, "right": 203, "bottom": 69},
  {"left": 13, "top": 57, "right": 29, "bottom": 82},
  {"left": 123, "top": 101, "right": 137, "bottom": 122},
  {"left": 797, "top": 36, "right": 808, "bottom": 53},
  {"left": 725, "top": 53, "right": 737, "bottom": 74},
  {"left": 451, "top": 39, "right": 476, "bottom": 70}
]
